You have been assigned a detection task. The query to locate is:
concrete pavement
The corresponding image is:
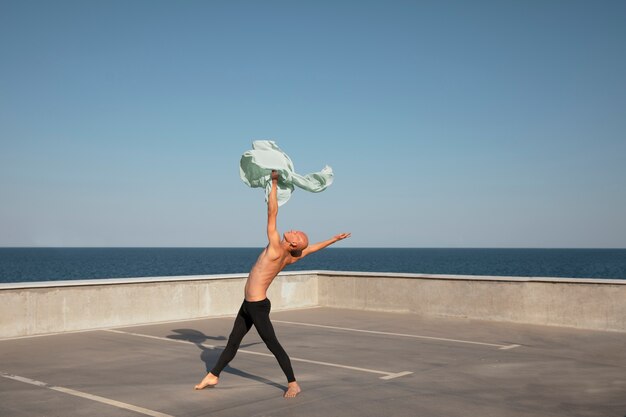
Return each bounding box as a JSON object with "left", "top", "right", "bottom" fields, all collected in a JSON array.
[{"left": 1, "top": 307, "right": 625, "bottom": 417}]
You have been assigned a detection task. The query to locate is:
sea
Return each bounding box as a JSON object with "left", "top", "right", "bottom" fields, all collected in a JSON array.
[{"left": 1, "top": 248, "right": 625, "bottom": 284}]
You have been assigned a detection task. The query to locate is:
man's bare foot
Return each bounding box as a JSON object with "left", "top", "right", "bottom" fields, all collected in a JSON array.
[
  {"left": 284, "top": 381, "right": 301, "bottom": 398},
  {"left": 194, "top": 372, "right": 219, "bottom": 390}
]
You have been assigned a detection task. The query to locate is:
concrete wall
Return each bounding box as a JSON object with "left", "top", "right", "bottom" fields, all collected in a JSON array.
[
  {"left": 2, "top": 271, "right": 625, "bottom": 338},
  {"left": 317, "top": 271, "right": 626, "bottom": 332},
  {"left": 0, "top": 272, "right": 318, "bottom": 338}
]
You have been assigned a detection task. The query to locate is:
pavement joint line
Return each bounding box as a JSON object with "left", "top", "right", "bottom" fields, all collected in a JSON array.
[
  {"left": 102, "top": 329, "right": 412, "bottom": 380},
  {"left": 0, "top": 371, "right": 174, "bottom": 417},
  {"left": 272, "top": 320, "right": 519, "bottom": 349}
]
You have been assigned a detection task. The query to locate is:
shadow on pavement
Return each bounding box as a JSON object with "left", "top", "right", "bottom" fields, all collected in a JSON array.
[{"left": 167, "top": 329, "right": 283, "bottom": 391}]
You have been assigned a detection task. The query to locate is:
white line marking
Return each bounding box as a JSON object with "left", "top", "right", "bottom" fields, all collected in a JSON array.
[
  {"left": 380, "top": 371, "right": 414, "bottom": 380},
  {"left": 0, "top": 307, "right": 325, "bottom": 342},
  {"left": 0, "top": 371, "right": 174, "bottom": 417},
  {"left": 105, "top": 329, "right": 218, "bottom": 348},
  {"left": 498, "top": 344, "right": 521, "bottom": 350},
  {"left": 238, "top": 348, "right": 396, "bottom": 376},
  {"left": 272, "top": 320, "right": 519, "bottom": 350},
  {"left": 103, "top": 329, "right": 412, "bottom": 380}
]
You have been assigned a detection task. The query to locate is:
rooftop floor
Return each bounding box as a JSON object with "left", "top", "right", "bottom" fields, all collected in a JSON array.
[{"left": 1, "top": 307, "right": 625, "bottom": 417}]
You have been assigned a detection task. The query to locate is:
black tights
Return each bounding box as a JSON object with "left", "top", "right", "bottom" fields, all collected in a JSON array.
[{"left": 210, "top": 298, "right": 296, "bottom": 383}]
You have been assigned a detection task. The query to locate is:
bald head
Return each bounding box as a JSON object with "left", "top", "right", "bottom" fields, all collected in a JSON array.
[{"left": 284, "top": 230, "right": 308, "bottom": 255}]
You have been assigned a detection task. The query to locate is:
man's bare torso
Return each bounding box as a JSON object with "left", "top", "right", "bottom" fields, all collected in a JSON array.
[{"left": 244, "top": 246, "right": 294, "bottom": 301}]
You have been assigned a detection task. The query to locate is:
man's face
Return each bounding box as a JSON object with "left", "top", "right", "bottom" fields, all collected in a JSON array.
[{"left": 284, "top": 230, "right": 309, "bottom": 250}]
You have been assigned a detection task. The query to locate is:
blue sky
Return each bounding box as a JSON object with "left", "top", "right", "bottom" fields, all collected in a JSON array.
[{"left": 1, "top": 0, "right": 625, "bottom": 248}]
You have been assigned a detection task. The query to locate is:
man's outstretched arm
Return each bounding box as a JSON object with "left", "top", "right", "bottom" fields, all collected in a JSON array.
[
  {"left": 267, "top": 171, "right": 281, "bottom": 253},
  {"left": 301, "top": 233, "right": 351, "bottom": 257}
]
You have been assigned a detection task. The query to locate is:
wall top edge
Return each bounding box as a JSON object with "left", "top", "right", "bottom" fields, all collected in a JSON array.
[
  {"left": 0, "top": 270, "right": 623, "bottom": 290},
  {"left": 0, "top": 273, "right": 249, "bottom": 290},
  {"left": 313, "top": 270, "right": 626, "bottom": 284}
]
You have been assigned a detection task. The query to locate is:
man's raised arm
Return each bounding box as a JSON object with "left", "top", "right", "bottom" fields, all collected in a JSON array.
[
  {"left": 302, "top": 233, "right": 351, "bottom": 257},
  {"left": 267, "top": 171, "right": 281, "bottom": 252}
]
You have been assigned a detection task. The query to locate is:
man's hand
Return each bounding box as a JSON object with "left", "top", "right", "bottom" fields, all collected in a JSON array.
[
  {"left": 334, "top": 233, "right": 351, "bottom": 241},
  {"left": 271, "top": 170, "right": 279, "bottom": 182}
]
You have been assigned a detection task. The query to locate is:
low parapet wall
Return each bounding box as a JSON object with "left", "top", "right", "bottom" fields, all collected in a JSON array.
[
  {"left": 1, "top": 271, "right": 625, "bottom": 338},
  {"left": 317, "top": 271, "right": 626, "bottom": 332},
  {"left": 0, "top": 272, "right": 318, "bottom": 338}
]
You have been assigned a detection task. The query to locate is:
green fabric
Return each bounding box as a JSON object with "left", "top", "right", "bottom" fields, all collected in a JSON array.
[{"left": 239, "top": 140, "right": 334, "bottom": 206}]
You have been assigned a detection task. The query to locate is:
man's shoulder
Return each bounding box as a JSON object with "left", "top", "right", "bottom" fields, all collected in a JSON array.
[{"left": 263, "top": 245, "right": 287, "bottom": 261}]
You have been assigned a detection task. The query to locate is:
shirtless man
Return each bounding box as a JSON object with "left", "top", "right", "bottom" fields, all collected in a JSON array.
[{"left": 195, "top": 170, "right": 350, "bottom": 398}]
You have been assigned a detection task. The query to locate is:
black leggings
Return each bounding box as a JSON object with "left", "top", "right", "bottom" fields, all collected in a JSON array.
[{"left": 210, "top": 298, "right": 296, "bottom": 383}]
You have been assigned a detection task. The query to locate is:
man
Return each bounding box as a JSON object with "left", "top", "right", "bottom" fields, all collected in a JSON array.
[{"left": 195, "top": 170, "right": 350, "bottom": 398}]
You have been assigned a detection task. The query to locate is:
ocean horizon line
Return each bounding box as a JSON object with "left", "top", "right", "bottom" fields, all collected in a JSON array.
[
  {"left": 1, "top": 246, "right": 625, "bottom": 250},
  {"left": 2, "top": 247, "right": 624, "bottom": 282}
]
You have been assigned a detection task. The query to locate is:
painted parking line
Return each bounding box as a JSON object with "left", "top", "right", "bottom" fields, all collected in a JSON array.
[
  {"left": 0, "top": 371, "right": 174, "bottom": 417},
  {"left": 103, "top": 329, "right": 412, "bottom": 380},
  {"left": 272, "top": 320, "right": 521, "bottom": 350}
]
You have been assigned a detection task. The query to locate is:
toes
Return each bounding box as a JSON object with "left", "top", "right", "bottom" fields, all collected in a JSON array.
[{"left": 284, "top": 390, "right": 298, "bottom": 398}]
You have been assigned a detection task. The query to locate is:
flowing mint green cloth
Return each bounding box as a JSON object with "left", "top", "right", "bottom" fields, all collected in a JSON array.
[{"left": 239, "top": 140, "right": 334, "bottom": 206}]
